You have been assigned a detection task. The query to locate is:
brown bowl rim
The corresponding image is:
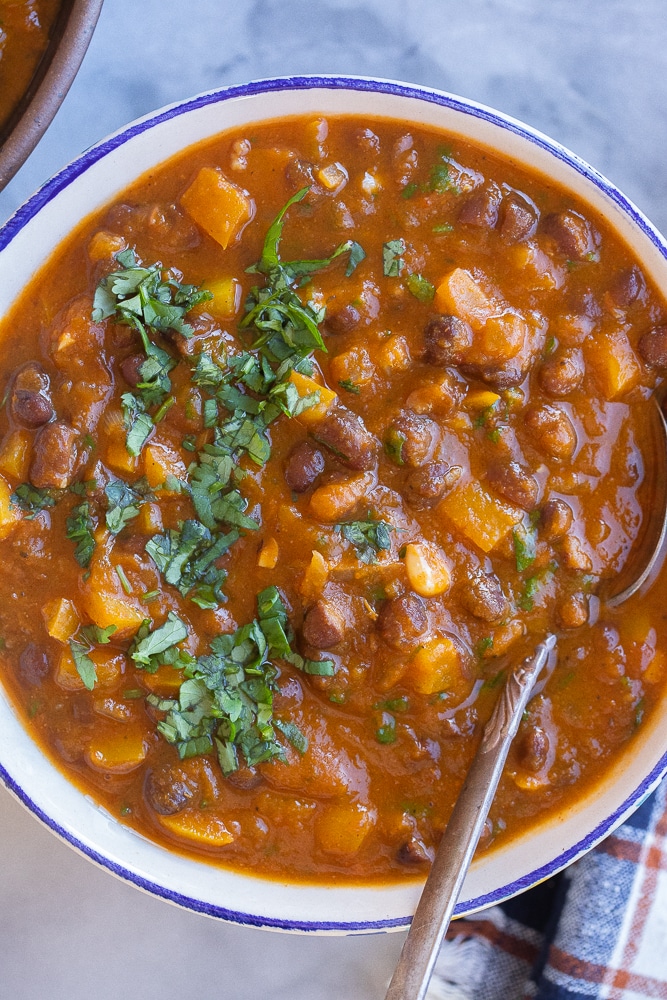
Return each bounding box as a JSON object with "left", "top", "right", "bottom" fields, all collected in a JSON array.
[{"left": 0, "top": 0, "right": 104, "bottom": 192}]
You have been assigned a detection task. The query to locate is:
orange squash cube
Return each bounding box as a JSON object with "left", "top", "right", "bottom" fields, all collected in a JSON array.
[{"left": 181, "top": 167, "right": 254, "bottom": 250}]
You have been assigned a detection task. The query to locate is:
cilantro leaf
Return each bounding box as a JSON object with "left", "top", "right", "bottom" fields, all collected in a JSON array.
[
  {"left": 336, "top": 515, "right": 393, "bottom": 564},
  {"left": 383, "top": 239, "right": 406, "bottom": 277},
  {"left": 66, "top": 502, "right": 96, "bottom": 568},
  {"left": 69, "top": 638, "right": 97, "bottom": 691},
  {"left": 513, "top": 523, "right": 538, "bottom": 573},
  {"left": 146, "top": 520, "right": 237, "bottom": 608},
  {"left": 120, "top": 393, "right": 154, "bottom": 457},
  {"left": 10, "top": 483, "right": 59, "bottom": 516},
  {"left": 406, "top": 273, "right": 435, "bottom": 303},
  {"left": 105, "top": 478, "right": 153, "bottom": 535},
  {"left": 130, "top": 612, "right": 189, "bottom": 671}
]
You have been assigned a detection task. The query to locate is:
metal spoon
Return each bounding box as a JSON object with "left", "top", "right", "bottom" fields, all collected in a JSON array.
[{"left": 385, "top": 398, "right": 667, "bottom": 1000}]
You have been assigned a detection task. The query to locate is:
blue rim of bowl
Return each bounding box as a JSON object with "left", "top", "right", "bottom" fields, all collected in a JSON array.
[{"left": 1, "top": 73, "right": 667, "bottom": 933}]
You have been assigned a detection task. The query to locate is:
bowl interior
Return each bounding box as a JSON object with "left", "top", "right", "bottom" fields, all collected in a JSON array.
[
  {"left": 1, "top": 76, "right": 667, "bottom": 933},
  {"left": 0, "top": 0, "right": 104, "bottom": 192}
]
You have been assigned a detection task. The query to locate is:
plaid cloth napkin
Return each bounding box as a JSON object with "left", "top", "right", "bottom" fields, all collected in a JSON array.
[{"left": 428, "top": 778, "right": 667, "bottom": 1000}]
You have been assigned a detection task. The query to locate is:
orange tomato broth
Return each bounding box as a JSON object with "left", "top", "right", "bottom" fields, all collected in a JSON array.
[{"left": 0, "top": 113, "right": 665, "bottom": 884}]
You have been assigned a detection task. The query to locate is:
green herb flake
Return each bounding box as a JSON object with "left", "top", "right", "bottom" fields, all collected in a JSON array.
[
  {"left": 115, "top": 564, "right": 133, "bottom": 595},
  {"left": 130, "top": 612, "right": 189, "bottom": 670},
  {"left": 432, "top": 222, "right": 454, "bottom": 234},
  {"left": 68, "top": 638, "right": 97, "bottom": 691},
  {"left": 336, "top": 514, "right": 393, "bottom": 564},
  {"left": 382, "top": 239, "right": 406, "bottom": 278},
  {"left": 338, "top": 378, "right": 361, "bottom": 395},
  {"left": 376, "top": 713, "right": 397, "bottom": 744},
  {"left": 384, "top": 427, "right": 406, "bottom": 465},
  {"left": 513, "top": 524, "right": 538, "bottom": 573},
  {"left": 10, "top": 483, "right": 59, "bottom": 516},
  {"left": 406, "top": 273, "right": 435, "bottom": 303},
  {"left": 66, "top": 502, "right": 96, "bottom": 568}
]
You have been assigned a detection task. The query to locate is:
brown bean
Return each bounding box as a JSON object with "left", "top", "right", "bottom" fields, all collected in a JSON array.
[
  {"left": 499, "top": 192, "right": 538, "bottom": 242},
  {"left": 302, "top": 598, "right": 348, "bottom": 650},
  {"left": 396, "top": 836, "right": 434, "bottom": 866},
  {"left": 486, "top": 461, "right": 539, "bottom": 511},
  {"left": 312, "top": 405, "right": 377, "bottom": 471},
  {"left": 384, "top": 410, "right": 439, "bottom": 467},
  {"left": 638, "top": 324, "right": 667, "bottom": 369},
  {"left": 518, "top": 726, "right": 549, "bottom": 772},
  {"left": 404, "top": 462, "right": 462, "bottom": 508},
  {"left": 284, "top": 441, "right": 325, "bottom": 493},
  {"left": 423, "top": 315, "right": 473, "bottom": 366},
  {"left": 324, "top": 304, "right": 361, "bottom": 336},
  {"left": 226, "top": 765, "right": 263, "bottom": 790},
  {"left": 458, "top": 183, "right": 501, "bottom": 228},
  {"left": 541, "top": 498, "right": 573, "bottom": 540},
  {"left": 460, "top": 356, "right": 530, "bottom": 390},
  {"left": 460, "top": 572, "right": 507, "bottom": 622},
  {"left": 10, "top": 363, "right": 54, "bottom": 428},
  {"left": 538, "top": 349, "right": 584, "bottom": 396},
  {"left": 30, "top": 420, "right": 80, "bottom": 489},
  {"left": 608, "top": 266, "right": 646, "bottom": 307},
  {"left": 524, "top": 404, "right": 577, "bottom": 460},
  {"left": 542, "top": 210, "right": 600, "bottom": 260},
  {"left": 144, "top": 763, "right": 198, "bottom": 816},
  {"left": 377, "top": 593, "right": 428, "bottom": 650},
  {"left": 120, "top": 353, "right": 146, "bottom": 387},
  {"left": 17, "top": 643, "right": 51, "bottom": 686}
]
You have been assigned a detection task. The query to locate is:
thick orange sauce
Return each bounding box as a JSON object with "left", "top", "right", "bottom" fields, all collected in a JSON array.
[
  {"left": 0, "top": 0, "right": 61, "bottom": 134},
  {"left": 0, "top": 114, "right": 665, "bottom": 883}
]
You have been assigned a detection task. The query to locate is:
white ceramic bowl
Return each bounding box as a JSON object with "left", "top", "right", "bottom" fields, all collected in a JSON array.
[{"left": 1, "top": 75, "right": 666, "bottom": 934}]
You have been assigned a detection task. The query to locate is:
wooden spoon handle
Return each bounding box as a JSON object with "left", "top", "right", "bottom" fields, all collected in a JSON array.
[{"left": 385, "top": 634, "right": 557, "bottom": 1000}]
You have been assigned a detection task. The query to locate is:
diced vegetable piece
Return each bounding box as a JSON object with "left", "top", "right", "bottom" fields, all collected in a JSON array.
[
  {"left": 136, "top": 502, "right": 163, "bottom": 535},
  {"left": 288, "top": 370, "right": 337, "bottom": 425},
  {"left": 483, "top": 619, "right": 525, "bottom": 658},
  {"left": 315, "top": 799, "right": 375, "bottom": 855},
  {"left": 409, "top": 635, "right": 461, "bottom": 695},
  {"left": 378, "top": 334, "right": 411, "bottom": 373},
  {"left": 159, "top": 809, "right": 236, "bottom": 846},
  {"left": 42, "top": 597, "right": 79, "bottom": 643},
  {"left": 0, "top": 473, "right": 21, "bottom": 537},
  {"left": 511, "top": 241, "right": 564, "bottom": 290},
  {"left": 143, "top": 440, "right": 188, "bottom": 488},
  {"left": 80, "top": 550, "right": 145, "bottom": 634},
  {"left": 105, "top": 437, "right": 139, "bottom": 476},
  {"left": 56, "top": 646, "right": 124, "bottom": 691},
  {"left": 584, "top": 327, "right": 642, "bottom": 400},
  {"left": 475, "top": 312, "right": 527, "bottom": 363},
  {"left": 180, "top": 167, "right": 254, "bottom": 250},
  {"left": 206, "top": 276, "right": 242, "bottom": 318},
  {"left": 0, "top": 429, "right": 31, "bottom": 480},
  {"left": 309, "top": 472, "right": 376, "bottom": 522},
  {"left": 328, "top": 347, "right": 375, "bottom": 388},
  {"left": 85, "top": 726, "right": 147, "bottom": 773},
  {"left": 87, "top": 230, "right": 126, "bottom": 263},
  {"left": 257, "top": 536, "right": 279, "bottom": 568},
  {"left": 404, "top": 541, "right": 451, "bottom": 597},
  {"left": 434, "top": 268, "right": 496, "bottom": 329},
  {"left": 300, "top": 549, "right": 329, "bottom": 602},
  {"left": 139, "top": 662, "right": 184, "bottom": 695},
  {"left": 317, "top": 162, "right": 348, "bottom": 192},
  {"left": 465, "top": 389, "right": 501, "bottom": 411},
  {"left": 439, "top": 481, "right": 522, "bottom": 552}
]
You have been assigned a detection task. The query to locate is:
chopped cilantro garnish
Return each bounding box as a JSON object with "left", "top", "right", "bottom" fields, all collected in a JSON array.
[
  {"left": 336, "top": 515, "right": 393, "bottom": 564},
  {"left": 513, "top": 523, "right": 538, "bottom": 573},
  {"left": 115, "top": 564, "right": 133, "bottom": 594},
  {"left": 429, "top": 149, "right": 459, "bottom": 194},
  {"left": 432, "top": 222, "right": 454, "bottom": 234},
  {"left": 339, "top": 378, "right": 361, "bottom": 394},
  {"left": 130, "top": 612, "right": 189, "bottom": 672},
  {"left": 68, "top": 637, "right": 97, "bottom": 691},
  {"left": 476, "top": 636, "right": 494, "bottom": 658},
  {"left": 92, "top": 247, "right": 211, "bottom": 341},
  {"left": 376, "top": 713, "right": 397, "bottom": 744},
  {"left": 401, "top": 182, "right": 419, "bottom": 199},
  {"left": 105, "top": 478, "right": 153, "bottom": 535},
  {"left": 10, "top": 483, "right": 59, "bottom": 516},
  {"left": 66, "top": 501, "right": 96, "bottom": 568},
  {"left": 383, "top": 239, "right": 406, "bottom": 277},
  {"left": 147, "top": 587, "right": 331, "bottom": 775},
  {"left": 384, "top": 427, "right": 406, "bottom": 465},
  {"left": 406, "top": 273, "right": 435, "bottom": 303},
  {"left": 146, "top": 519, "right": 237, "bottom": 608}
]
